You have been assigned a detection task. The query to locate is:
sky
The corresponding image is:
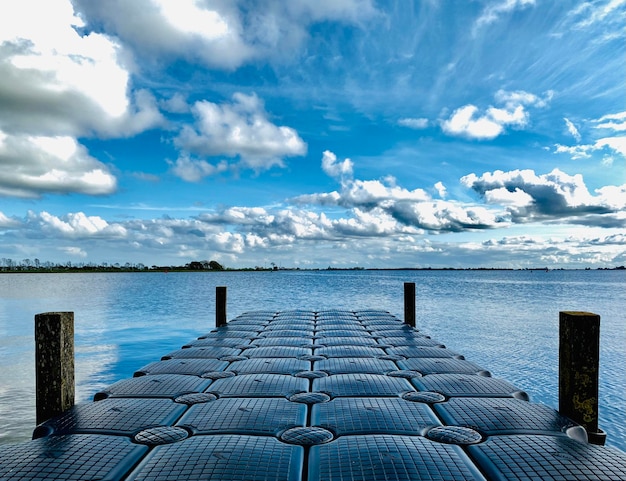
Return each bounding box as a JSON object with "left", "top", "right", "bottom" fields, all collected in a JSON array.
[{"left": 0, "top": 0, "right": 625, "bottom": 269}]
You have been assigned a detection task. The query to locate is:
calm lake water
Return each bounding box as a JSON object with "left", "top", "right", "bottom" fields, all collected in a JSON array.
[{"left": 1, "top": 269, "right": 624, "bottom": 450}]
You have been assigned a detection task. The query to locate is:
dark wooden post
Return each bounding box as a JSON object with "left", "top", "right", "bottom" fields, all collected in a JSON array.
[
  {"left": 404, "top": 282, "right": 416, "bottom": 328},
  {"left": 216, "top": 286, "right": 227, "bottom": 327},
  {"left": 559, "top": 311, "right": 605, "bottom": 445},
  {"left": 35, "top": 312, "right": 75, "bottom": 425}
]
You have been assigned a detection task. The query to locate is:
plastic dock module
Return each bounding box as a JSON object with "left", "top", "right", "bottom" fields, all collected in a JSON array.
[{"left": 1, "top": 310, "right": 626, "bottom": 480}]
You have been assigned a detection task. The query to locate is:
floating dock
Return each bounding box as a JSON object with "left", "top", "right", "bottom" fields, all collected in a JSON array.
[{"left": 1, "top": 309, "right": 625, "bottom": 480}]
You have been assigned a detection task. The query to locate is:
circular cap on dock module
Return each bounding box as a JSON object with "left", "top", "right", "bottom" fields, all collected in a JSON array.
[
  {"left": 294, "top": 370, "right": 329, "bottom": 379},
  {"left": 402, "top": 391, "right": 447, "bottom": 403},
  {"left": 289, "top": 392, "right": 331, "bottom": 404},
  {"left": 174, "top": 393, "right": 218, "bottom": 405},
  {"left": 134, "top": 426, "right": 189, "bottom": 445},
  {"left": 426, "top": 426, "right": 483, "bottom": 445},
  {"left": 298, "top": 354, "right": 327, "bottom": 361},
  {"left": 280, "top": 427, "right": 334, "bottom": 445}
]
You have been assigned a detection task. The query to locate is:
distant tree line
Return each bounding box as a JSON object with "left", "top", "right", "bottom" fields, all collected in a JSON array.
[
  {"left": 1, "top": 257, "right": 624, "bottom": 273},
  {"left": 0, "top": 258, "right": 225, "bottom": 272}
]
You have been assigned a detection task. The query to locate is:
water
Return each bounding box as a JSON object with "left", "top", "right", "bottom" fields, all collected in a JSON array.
[{"left": 0, "top": 269, "right": 624, "bottom": 450}]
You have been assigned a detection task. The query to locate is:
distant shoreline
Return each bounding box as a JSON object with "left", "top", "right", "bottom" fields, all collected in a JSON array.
[{"left": 1, "top": 266, "right": 624, "bottom": 274}]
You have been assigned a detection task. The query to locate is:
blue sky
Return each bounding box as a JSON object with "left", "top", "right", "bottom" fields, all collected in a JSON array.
[{"left": 0, "top": 0, "right": 624, "bottom": 269}]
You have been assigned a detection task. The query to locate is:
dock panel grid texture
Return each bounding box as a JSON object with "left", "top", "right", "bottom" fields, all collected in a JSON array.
[{"left": 1, "top": 309, "right": 625, "bottom": 480}]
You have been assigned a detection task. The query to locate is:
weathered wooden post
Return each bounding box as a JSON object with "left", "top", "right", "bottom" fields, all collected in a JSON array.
[
  {"left": 216, "top": 286, "right": 227, "bottom": 327},
  {"left": 35, "top": 312, "right": 75, "bottom": 425},
  {"left": 404, "top": 282, "right": 416, "bottom": 328},
  {"left": 559, "top": 311, "right": 605, "bottom": 445}
]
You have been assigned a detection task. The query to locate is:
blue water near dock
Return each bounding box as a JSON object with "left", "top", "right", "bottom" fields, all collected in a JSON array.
[{"left": 1, "top": 269, "right": 624, "bottom": 451}]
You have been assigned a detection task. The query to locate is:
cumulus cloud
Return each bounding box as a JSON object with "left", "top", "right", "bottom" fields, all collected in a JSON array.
[
  {"left": 0, "top": 132, "right": 116, "bottom": 197},
  {"left": 441, "top": 89, "right": 550, "bottom": 140},
  {"left": 72, "top": 0, "right": 378, "bottom": 70},
  {"left": 321, "top": 150, "right": 353, "bottom": 181},
  {"left": 36, "top": 211, "right": 127, "bottom": 238},
  {"left": 0, "top": 0, "right": 164, "bottom": 138},
  {"left": 3, "top": 178, "right": 625, "bottom": 268},
  {"left": 0, "top": 211, "right": 19, "bottom": 228},
  {"left": 295, "top": 156, "right": 504, "bottom": 233},
  {"left": 0, "top": 0, "right": 165, "bottom": 198},
  {"left": 434, "top": 181, "right": 447, "bottom": 199},
  {"left": 462, "top": 168, "right": 626, "bottom": 226},
  {"left": 173, "top": 93, "right": 306, "bottom": 178}
]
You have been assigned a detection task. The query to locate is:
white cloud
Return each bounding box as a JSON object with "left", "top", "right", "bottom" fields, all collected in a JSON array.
[
  {"left": 441, "top": 105, "right": 508, "bottom": 139},
  {"left": 340, "top": 179, "right": 431, "bottom": 207},
  {"left": 398, "top": 118, "right": 429, "bottom": 129},
  {"left": 595, "top": 185, "right": 626, "bottom": 210},
  {"left": 321, "top": 150, "right": 354, "bottom": 180},
  {"left": 595, "top": 111, "right": 626, "bottom": 131},
  {"left": 0, "top": 211, "right": 19, "bottom": 228},
  {"left": 154, "top": 0, "right": 229, "bottom": 40},
  {"left": 442, "top": 89, "right": 550, "bottom": 140},
  {"left": 391, "top": 200, "right": 503, "bottom": 232},
  {"left": 595, "top": 137, "right": 626, "bottom": 157},
  {"left": 564, "top": 118, "right": 582, "bottom": 142},
  {"left": 554, "top": 111, "right": 626, "bottom": 161},
  {"left": 0, "top": 0, "right": 164, "bottom": 137},
  {"left": 484, "top": 187, "right": 534, "bottom": 206},
  {"left": 334, "top": 208, "right": 401, "bottom": 237},
  {"left": 494, "top": 89, "right": 552, "bottom": 109},
  {"left": 174, "top": 93, "right": 306, "bottom": 175},
  {"left": 554, "top": 144, "right": 594, "bottom": 160},
  {"left": 38, "top": 211, "right": 127, "bottom": 238},
  {"left": 71, "top": 0, "right": 252, "bottom": 70},
  {"left": 434, "top": 181, "right": 447, "bottom": 199},
  {"left": 0, "top": 132, "right": 116, "bottom": 198},
  {"left": 462, "top": 168, "right": 625, "bottom": 226},
  {"left": 0, "top": 0, "right": 167, "bottom": 198},
  {"left": 72, "top": 0, "right": 378, "bottom": 70},
  {"left": 441, "top": 105, "right": 502, "bottom": 139},
  {"left": 295, "top": 170, "right": 502, "bottom": 233},
  {"left": 555, "top": 136, "right": 626, "bottom": 160}
]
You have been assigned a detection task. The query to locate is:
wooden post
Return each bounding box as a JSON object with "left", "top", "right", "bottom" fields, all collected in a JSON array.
[
  {"left": 35, "top": 312, "right": 75, "bottom": 425},
  {"left": 404, "top": 282, "right": 416, "bottom": 328},
  {"left": 216, "top": 286, "right": 227, "bottom": 327},
  {"left": 559, "top": 311, "right": 605, "bottom": 445}
]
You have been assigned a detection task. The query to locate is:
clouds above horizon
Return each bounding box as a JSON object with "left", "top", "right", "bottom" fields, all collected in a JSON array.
[
  {"left": 0, "top": 0, "right": 624, "bottom": 268},
  {"left": 2, "top": 152, "right": 624, "bottom": 267}
]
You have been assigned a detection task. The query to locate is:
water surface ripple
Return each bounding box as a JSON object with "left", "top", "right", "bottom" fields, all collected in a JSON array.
[{"left": 0, "top": 270, "right": 624, "bottom": 450}]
